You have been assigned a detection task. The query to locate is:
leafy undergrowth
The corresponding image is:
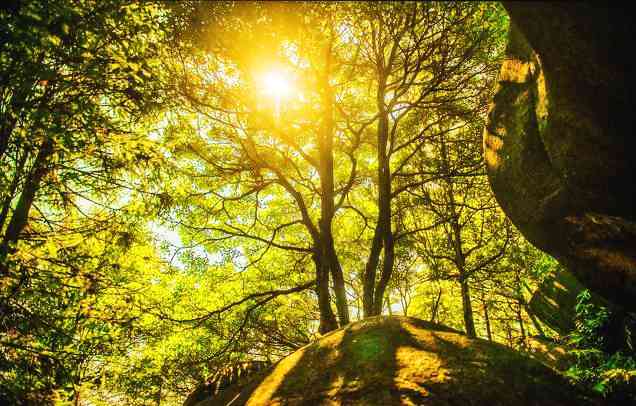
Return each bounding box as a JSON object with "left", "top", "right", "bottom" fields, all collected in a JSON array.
[{"left": 565, "top": 291, "right": 636, "bottom": 403}]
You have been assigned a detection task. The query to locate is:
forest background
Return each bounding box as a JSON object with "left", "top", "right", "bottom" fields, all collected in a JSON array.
[{"left": 1, "top": 2, "right": 615, "bottom": 405}]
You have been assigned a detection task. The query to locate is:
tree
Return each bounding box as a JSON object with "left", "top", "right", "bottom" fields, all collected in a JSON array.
[
  {"left": 0, "top": 1, "right": 171, "bottom": 402},
  {"left": 160, "top": 2, "right": 368, "bottom": 333},
  {"left": 340, "top": 2, "right": 506, "bottom": 317},
  {"left": 158, "top": 1, "right": 508, "bottom": 332},
  {"left": 404, "top": 123, "right": 511, "bottom": 338},
  {"left": 2, "top": 3, "right": 580, "bottom": 404}
]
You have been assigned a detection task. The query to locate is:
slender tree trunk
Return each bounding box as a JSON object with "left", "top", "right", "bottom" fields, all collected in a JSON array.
[
  {"left": 314, "top": 253, "right": 337, "bottom": 334},
  {"left": 506, "top": 326, "right": 513, "bottom": 347},
  {"left": 440, "top": 134, "right": 476, "bottom": 338},
  {"left": 459, "top": 273, "right": 476, "bottom": 338},
  {"left": 317, "top": 33, "right": 349, "bottom": 326},
  {"left": 514, "top": 270, "right": 527, "bottom": 346},
  {"left": 363, "top": 68, "right": 396, "bottom": 317},
  {"left": 373, "top": 227, "right": 394, "bottom": 315},
  {"left": 483, "top": 298, "right": 493, "bottom": 341},
  {"left": 0, "top": 150, "right": 29, "bottom": 231},
  {"left": 0, "top": 137, "right": 53, "bottom": 273},
  {"left": 399, "top": 288, "right": 409, "bottom": 316},
  {"left": 362, "top": 228, "right": 382, "bottom": 316},
  {"left": 520, "top": 280, "right": 546, "bottom": 337},
  {"left": 516, "top": 300, "right": 526, "bottom": 348},
  {"left": 450, "top": 199, "right": 476, "bottom": 338},
  {"left": 430, "top": 287, "right": 442, "bottom": 322},
  {"left": 323, "top": 230, "right": 349, "bottom": 326},
  {"left": 156, "top": 376, "right": 162, "bottom": 406},
  {"left": 317, "top": 95, "right": 348, "bottom": 324}
]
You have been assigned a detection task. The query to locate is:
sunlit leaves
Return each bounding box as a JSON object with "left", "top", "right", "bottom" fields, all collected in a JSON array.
[{"left": 0, "top": 2, "right": 541, "bottom": 405}]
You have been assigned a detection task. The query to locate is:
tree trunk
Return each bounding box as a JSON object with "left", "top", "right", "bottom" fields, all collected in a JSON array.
[
  {"left": 399, "top": 288, "right": 409, "bottom": 316},
  {"left": 324, "top": 232, "right": 349, "bottom": 326},
  {"left": 314, "top": 253, "right": 337, "bottom": 334},
  {"left": 506, "top": 325, "right": 513, "bottom": 347},
  {"left": 316, "top": 33, "right": 349, "bottom": 327},
  {"left": 525, "top": 302, "right": 546, "bottom": 337},
  {"left": 516, "top": 300, "right": 527, "bottom": 348},
  {"left": 483, "top": 298, "right": 493, "bottom": 341},
  {"left": 0, "top": 137, "right": 53, "bottom": 272},
  {"left": 430, "top": 287, "right": 442, "bottom": 323},
  {"left": 460, "top": 274, "right": 476, "bottom": 338},
  {"left": 514, "top": 270, "right": 527, "bottom": 346},
  {"left": 373, "top": 226, "right": 394, "bottom": 315},
  {"left": 449, "top": 197, "right": 476, "bottom": 338},
  {"left": 521, "top": 280, "right": 546, "bottom": 337},
  {"left": 156, "top": 376, "right": 162, "bottom": 406},
  {"left": 440, "top": 134, "right": 476, "bottom": 338},
  {"left": 363, "top": 69, "right": 395, "bottom": 317},
  {"left": 0, "top": 150, "right": 29, "bottom": 231},
  {"left": 450, "top": 200, "right": 476, "bottom": 338},
  {"left": 362, "top": 228, "right": 382, "bottom": 317}
]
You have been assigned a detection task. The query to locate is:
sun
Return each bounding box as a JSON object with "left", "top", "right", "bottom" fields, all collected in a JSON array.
[{"left": 260, "top": 70, "right": 293, "bottom": 100}]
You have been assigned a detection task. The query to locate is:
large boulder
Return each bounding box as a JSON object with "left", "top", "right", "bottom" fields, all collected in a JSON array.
[
  {"left": 484, "top": 3, "right": 636, "bottom": 312},
  {"left": 236, "top": 316, "right": 593, "bottom": 405}
]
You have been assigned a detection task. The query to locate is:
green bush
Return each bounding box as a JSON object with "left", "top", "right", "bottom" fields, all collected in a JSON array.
[{"left": 565, "top": 290, "right": 636, "bottom": 401}]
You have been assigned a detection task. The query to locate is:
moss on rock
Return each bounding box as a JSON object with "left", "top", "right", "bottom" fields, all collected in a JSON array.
[
  {"left": 485, "top": 4, "right": 636, "bottom": 312},
  {"left": 243, "top": 316, "right": 595, "bottom": 405}
]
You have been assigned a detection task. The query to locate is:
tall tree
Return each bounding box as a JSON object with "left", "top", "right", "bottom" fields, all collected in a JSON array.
[
  {"left": 346, "top": 2, "right": 506, "bottom": 316},
  {"left": 162, "top": 2, "right": 362, "bottom": 333},
  {"left": 0, "top": 1, "right": 171, "bottom": 402},
  {"left": 406, "top": 126, "right": 511, "bottom": 338}
]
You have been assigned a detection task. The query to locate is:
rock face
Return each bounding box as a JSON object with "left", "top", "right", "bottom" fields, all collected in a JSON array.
[
  {"left": 484, "top": 3, "right": 636, "bottom": 312},
  {"left": 528, "top": 269, "right": 593, "bottom": 335},
  {"left": 235, "top": 316, "right": 592, "bottom": 406}
]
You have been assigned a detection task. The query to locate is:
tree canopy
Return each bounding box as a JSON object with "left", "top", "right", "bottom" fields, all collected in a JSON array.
[{"left": 1, "top": 2, "right": 630, "bottom": 405}]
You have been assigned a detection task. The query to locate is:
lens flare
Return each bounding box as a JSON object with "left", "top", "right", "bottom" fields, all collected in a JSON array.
[{"left": 261, "top": 70, "right": 293, "bottom": 99}]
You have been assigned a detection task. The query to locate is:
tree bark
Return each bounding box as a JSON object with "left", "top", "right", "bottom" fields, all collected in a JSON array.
[
  {"left": 439, "top": 133, "right": 476, "bottom": 338},
  {"left": 0, "top": 137, "right": 53, "bottom": 273},
  {"left": 0, "top": 150, "right": 29, "bottom": 231},
  {"left": 313, "top": 253, "right": 337, "bottom": 334},
  {"left": 363, "top": 67, "right": 396, "bottom": 317},
  {"left": 430, "top": 287, "right": 442, "bottom": 323},
  {"left": 317, "top": 33, "right": 349, "bottom": 326},
  {"left": 460, "top": 273, "right": 476, "bottom": 338},
  {"left": 516, "top": 300, "right": 527, "bottom": 348},
  {"left": 483, "top": 298, "right": 493, "bottom": 341},
  {"left": 362, "top": 227, "right": 382, "bottom": 317}
]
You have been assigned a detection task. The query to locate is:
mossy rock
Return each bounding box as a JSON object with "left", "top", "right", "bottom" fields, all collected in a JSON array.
[
  {"left": 528, "top": 269, "right": 592, "bottom": 335},
  {"left": 485, "top": 4, "right": 636, "bottom": 312},
  {"left": 243, "top": 316, "right": 595, "bottom": 405}
]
